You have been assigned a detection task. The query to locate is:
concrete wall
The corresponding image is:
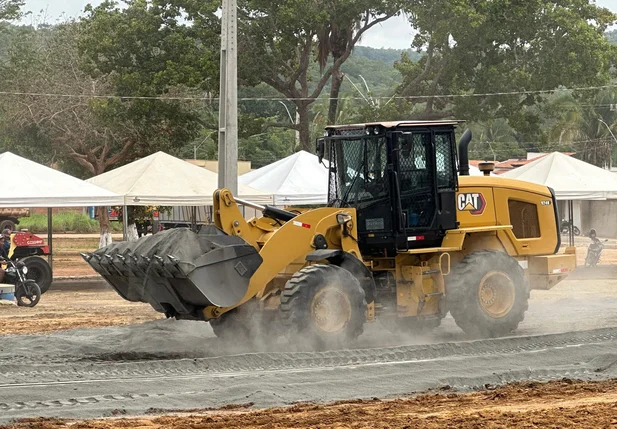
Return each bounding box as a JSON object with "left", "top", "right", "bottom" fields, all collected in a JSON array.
[
  {"left": 582, "top": 200, "right": 617, "bottom": 238},
  {"left": 558, "top": 199, "right": 617, "bottom": 238}
]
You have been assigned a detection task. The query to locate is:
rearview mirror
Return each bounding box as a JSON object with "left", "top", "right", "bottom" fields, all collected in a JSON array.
[{"left": 316, "top": 138, "right": 325, "bottom": 163}]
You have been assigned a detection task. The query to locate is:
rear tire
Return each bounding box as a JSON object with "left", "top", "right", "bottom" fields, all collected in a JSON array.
[
  {"left": 573, "top": 226, "right": 581, "bottom": 236},
  {"left": 280, "top": 264, "right": 366, "bottom": 349},
  {"left": 22, "top": 256, "right": 52, "bottom": 294},
  {"left": 447, "top": 250, "right": 529, "bottom": 338}
]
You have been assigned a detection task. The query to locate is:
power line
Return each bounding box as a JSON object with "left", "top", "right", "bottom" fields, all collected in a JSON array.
[{"left": 0, "top": 83, "right": 617, "bottom": 102}]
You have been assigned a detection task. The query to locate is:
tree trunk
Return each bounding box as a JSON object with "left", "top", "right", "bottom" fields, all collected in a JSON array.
[
  {"left": 98, "top": 206, "right": 112, "bottom": 249},
  {"left": 327, "top": 66, "right": 344, "bottom": 125},
  {"left": 127, "top": 223, "right": 139, "bottom": 241},
  {"left": 297, "top": 102, "right": 311, "bottom": 152}
]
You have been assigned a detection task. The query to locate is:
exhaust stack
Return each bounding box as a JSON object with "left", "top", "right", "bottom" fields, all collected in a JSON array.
[{"left": 457, "top": 129, "right": 472, "bottom": 176}]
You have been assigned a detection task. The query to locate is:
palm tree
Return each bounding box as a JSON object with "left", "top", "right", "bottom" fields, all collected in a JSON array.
[{"left": 546, "top": 91, "right": 617, "bottom": 168}]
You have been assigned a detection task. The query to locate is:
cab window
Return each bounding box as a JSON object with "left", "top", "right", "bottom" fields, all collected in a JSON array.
[{"left": 508, "top": 199, "right": 540, "bottom": 238}]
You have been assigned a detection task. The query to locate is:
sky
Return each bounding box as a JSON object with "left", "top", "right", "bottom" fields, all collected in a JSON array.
[{"left": 19, "top": 0, "right": 617, "bottom": 49}]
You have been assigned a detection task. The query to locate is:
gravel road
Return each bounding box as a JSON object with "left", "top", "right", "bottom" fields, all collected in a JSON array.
[{"left": 2, "top": 277, "right": 617, "bottom": 422}]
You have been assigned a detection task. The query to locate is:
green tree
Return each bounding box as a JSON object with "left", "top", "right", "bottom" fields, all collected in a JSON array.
[
  {"left": 396, "top": 0, "right": 617, "bottom": 136},
  {"left": 238, "top": 0, "right": 401, "bottom": 151},
  {"left": 544, "top": 91, "right": 617, "bottom": 168},
  {"left": 79, "top": 0, "right": 220, "bottom": 97},
  {"left": 0, "top": 0, "right": 23, "bottom": 20},
  {"left": 467, "top": 119, "right": 524, "bottom": 162},
  {"left": 0, "top": 20, "right": 205, "bottom": 244},
  {"left": 315, "top": 0, "right": 402, "bottom": 125}
]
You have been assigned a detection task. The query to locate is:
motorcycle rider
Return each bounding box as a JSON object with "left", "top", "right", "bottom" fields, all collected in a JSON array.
[
  {"left": 0, "top": 234, "right": 8, "bottom": 282},
  {"left": 589, "top": 228, "right": 600, "bottom": 243},
  {"left": 586, "top": 228, "right": 604, "bottom": 267},
  {"left": 1, "top": 229, "right": 10, "bottom": 254}
]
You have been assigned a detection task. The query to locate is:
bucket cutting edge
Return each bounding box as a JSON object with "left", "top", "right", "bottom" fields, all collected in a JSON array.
[{"left": 82, "top": 227, "right": 262, "bottom": 318}]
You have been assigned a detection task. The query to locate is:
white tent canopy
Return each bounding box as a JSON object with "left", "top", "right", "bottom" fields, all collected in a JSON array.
[
  {"left": 0, "top": 152, "right": 123, "bottom": 207},
  {"left": 87, "top": 151, "right": 272, "bottom": 206},
  {"left": 239, "top": 150, "right": 329, "bottom": 205},
  {"left": 502, "top": 152, "right": 617, "bottom": 200}
]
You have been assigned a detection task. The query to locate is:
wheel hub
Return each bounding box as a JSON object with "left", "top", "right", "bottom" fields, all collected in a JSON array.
[
  {"left": 310, "top": 286, "right": 351, "bottom": 333},
  {"left": 478, "top": 271, "right": 515, "bottom": 318}
]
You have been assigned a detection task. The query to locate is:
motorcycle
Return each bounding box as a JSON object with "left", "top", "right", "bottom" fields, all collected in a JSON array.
[
  {"left": 1, "top": 257, "right": 41, "bottom": 307},
  {"left": 561, "top": 219, "right": 581, "bottom": 236},
  {"left": 585, "top": 229, "right": 607, "bottom": 268}
]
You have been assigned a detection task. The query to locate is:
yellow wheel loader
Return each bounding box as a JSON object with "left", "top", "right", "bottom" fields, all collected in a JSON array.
[{"left": 83, "top": 121, "right": 576, "bottom": 347}]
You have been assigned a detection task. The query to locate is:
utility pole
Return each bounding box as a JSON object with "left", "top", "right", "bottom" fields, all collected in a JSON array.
[
  {"left": 598, "top": 118, "right": 616, "bottom": 170},
  {"left": 218, "top": 0, "right": 238, "bottom": 194}
]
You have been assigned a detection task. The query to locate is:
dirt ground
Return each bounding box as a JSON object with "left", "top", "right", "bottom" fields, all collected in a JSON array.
[
  {"left": 51, "top": 235, "right": 115, "bottom": 277},
  {"left": 3, "top": 379, "right": 617, "bottom": 428},
  {"left": 2, "top": 273, "right": 617, "bottom": 336},
  {"left": 0, "top": 289, "right": 160, "bottom": 335},
  {"left": 2, "top": 233, "right": 617, "bottom": 427}
]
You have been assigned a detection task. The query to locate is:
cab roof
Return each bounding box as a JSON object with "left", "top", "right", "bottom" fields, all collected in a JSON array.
[{"left": 325, "top": 120, "right": 464, "bottom": 130}]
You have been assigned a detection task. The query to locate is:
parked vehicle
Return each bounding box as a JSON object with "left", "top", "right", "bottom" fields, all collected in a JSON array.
[
  {"left": 0, "top": 208, "right": 30, "bottom": 232},
  {"left": 6, "top": 231, "right": 53, "bottom": 294},
  {"left": 561, "top": 219, "right": 581, "bottom": 236},
  {"left": 1, "top": 257, "right": 41, "bottom": 307},
  {"left": 585, "top": 229, "right": 607, "bottom": 267}
]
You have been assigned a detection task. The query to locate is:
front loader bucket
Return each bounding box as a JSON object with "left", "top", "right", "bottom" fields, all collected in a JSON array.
[{"left": 82, "top": 227, "right": 262, "bottom": 318}]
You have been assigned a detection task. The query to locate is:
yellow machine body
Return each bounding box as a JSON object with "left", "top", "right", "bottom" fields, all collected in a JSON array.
[
  {"left": 204, "top": 175, "right": 575, "bottom": 321},
  {"left": 85, "top": 121, "right": 577, "bottom": 342}
]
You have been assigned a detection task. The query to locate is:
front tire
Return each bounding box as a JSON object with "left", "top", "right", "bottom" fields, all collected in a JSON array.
[
  {"left": 447, "top": 250, "right": 529, "bottom": 338},
  {"left": 209, "top": 300, "right": 258, "bottom": 344},
  {"left": 279, "top": 264, "right": 366, "bottom": 349},
  {"left": 16, "top": 280, "right": 41, "bottom": 307}
]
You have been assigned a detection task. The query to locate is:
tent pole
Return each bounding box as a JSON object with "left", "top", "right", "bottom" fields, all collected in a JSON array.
[
  {"left": 568, "top": 200, "right": 574, "bottom": 247},
  {"left": 47, "top": 208, "right": 53, "bottom": 277},
  {"left": 122, "top": 205, "right": 128, "bottom": 241}
]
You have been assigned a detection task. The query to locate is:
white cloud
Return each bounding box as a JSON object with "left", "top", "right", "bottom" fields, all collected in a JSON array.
[{"left": 357, "top": 14, "right": 414, "bottom": 50}]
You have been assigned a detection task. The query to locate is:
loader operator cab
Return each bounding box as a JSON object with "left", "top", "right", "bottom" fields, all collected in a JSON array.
[{"left": 317, "top": 121, "right": 464, "bottom": 257}]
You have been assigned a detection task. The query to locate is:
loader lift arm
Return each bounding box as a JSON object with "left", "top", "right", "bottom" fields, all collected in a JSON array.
[{"left": 205, "top": 189, "right": 365, "bottom": 319}]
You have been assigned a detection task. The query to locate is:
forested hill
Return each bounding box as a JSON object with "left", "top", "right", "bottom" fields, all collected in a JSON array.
[{"left": 352, "top": 46, "right": 422, "bottom": 64}]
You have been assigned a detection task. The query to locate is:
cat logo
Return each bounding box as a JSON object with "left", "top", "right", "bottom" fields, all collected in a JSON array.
[{"left": 457, "top": 193, "right": 486, "bottom": 215}]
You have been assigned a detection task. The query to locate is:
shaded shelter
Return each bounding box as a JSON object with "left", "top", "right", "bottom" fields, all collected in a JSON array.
[{"left": 0, "top": 152, "right": 123, "bottom": 274}]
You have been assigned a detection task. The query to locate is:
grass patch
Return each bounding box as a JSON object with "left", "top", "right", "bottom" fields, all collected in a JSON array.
[{"left": 18, "top": 213, "right": 124, "bottom": 234}]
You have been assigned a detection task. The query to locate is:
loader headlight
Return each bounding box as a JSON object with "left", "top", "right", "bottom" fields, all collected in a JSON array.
[
  {"left": 22, "top": 266, "right": 28, "bottom": 274},
  {"left": 337, "top": 213, "right": 352, "bottom": 225}
]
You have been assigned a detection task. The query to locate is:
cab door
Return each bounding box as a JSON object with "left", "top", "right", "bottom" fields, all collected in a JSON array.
[{"left": 393, "top": 129, "right": 458, "bottom": 250}]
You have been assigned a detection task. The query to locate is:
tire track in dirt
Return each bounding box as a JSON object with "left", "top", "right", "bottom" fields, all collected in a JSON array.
[
  {"left": 0, "top": 366, "right": 604, "bottom": 412},
  {"left": 2, "top": 327, "right": 617, "bottom": 385}
]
